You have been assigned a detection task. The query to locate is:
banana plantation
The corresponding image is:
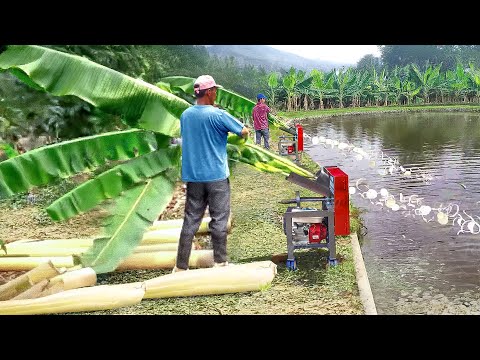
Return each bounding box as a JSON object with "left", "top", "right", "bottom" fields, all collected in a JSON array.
[{"left": 267, "top": 62, "right": 480, "bottom": 112}]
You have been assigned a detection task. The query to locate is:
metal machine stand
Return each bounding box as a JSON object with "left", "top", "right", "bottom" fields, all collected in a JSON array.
[
  {"left": 281, "top": 167, "right": 350, "bottom": 271},
  {"left": 282, "top": 193, "right": 337, "bottom": 271}
]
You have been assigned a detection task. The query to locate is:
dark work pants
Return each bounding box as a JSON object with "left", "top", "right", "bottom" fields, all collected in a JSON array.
[
  {"left": 255, "top": 128, "right": 270, "bottom": 149},
  {"left": 175, "top": 178, "right": 230, "bottom": 269}
]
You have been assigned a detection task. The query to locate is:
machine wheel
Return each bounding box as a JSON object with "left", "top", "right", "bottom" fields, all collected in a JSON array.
[
  {"left": 328, "top": 258, "right": 338, "bottom": 267},
  {"left": 286, "top": 258, "right": 297, "bottom": 271}
]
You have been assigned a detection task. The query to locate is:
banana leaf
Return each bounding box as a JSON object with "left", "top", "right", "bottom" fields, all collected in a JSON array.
[
  {"left": 227, "top": 135, "right": 314, "bottom": 178},
  {"left": 0, "top": 45, "right": 313, "bottom": 274},
  {"left": 0, "top": 143, "right": 19, "bottom": 159},
  {"left": 80, "top": 169, "right": 179, "bottom": 273},
  {"left": 0, "top": 129, "right": 167, "bottom": 198},
  {"left": 46, "top": 145, "right": 181, "bottom": 221},
  {"left": 0, "top": 45, "right": 191, "bottom": 137},
  {"left": 157, "top": 76, "right": 284, "bottom": 127},
  {"left": 156, "top": 76, "right": 196, "bottom": 104}
]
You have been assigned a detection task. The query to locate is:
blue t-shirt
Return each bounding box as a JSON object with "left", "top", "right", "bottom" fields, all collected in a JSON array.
[{"left": 180, "top": 105, "right": 245, "bottom": 182}]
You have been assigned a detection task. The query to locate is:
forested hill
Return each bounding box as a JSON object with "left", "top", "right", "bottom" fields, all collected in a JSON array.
[{"left": 206, "top": 45, "right": 349, "bottom": 72}]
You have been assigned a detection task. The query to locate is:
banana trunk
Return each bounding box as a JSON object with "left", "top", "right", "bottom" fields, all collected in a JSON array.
[
  {"left": 144, "top": 260, "right": 277, "bottom": 299},
  {"left": 0, "top": 261, "right": 60, "bottom": 300},
  {"left": 116, "top": 249, "right": 214, "bottom": 270},
  {"left": 0, "top": 283, "right": 145, "bottom": 315},
  {"left": 149, "top": 215, "right": 232, "bottom": 234},
  {"left": 0, "top": 256, "right": 76, "bottom": 271}
]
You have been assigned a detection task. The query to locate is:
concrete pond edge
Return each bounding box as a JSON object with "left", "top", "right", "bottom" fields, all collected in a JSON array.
[{"left": 350, "top": 232, "right": 378, "bottom": 315}]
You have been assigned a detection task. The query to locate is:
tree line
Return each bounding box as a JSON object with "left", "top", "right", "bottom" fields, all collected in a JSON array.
[{"left": 1, "top": 45, "right": 480, "bottom": 147}]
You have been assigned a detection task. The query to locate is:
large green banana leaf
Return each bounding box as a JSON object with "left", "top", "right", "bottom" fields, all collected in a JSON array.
[
  {"left": 46, "top": 145, "right": 181, "bottom": 221},
  {"left": 227, "top": 135, "right": 313, "bottom": 178},
  {"left": 0, "top": 129, "right": 169, "bottom": 198},
  {"left": 0, "top": 45, "right": 190, "bottom": 137},
  {"left": 157, "top": 76, "right": 284, "bottom": 127},
  {"left": 156, "top": 76, "right": 196, "bottom": 104},
  {"left": 80, "top": 169, "right": 178, "bottom": 273}
]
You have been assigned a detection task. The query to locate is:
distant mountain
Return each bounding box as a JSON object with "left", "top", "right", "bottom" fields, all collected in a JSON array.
[{"left": 205, "top": 45, "right": 351, "bottom": 73}]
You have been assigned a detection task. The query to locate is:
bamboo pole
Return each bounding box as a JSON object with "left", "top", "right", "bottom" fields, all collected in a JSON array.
[
  {"left": 143, "top": 260, "right": 277, "bottom": 299},
  {"left": 0, "top": 261, "right": 60, "bottom": 300}
]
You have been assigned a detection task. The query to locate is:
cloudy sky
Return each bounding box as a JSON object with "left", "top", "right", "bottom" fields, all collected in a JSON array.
[{"left": 267, "top": 45, "right": 382, "bottom": 64}]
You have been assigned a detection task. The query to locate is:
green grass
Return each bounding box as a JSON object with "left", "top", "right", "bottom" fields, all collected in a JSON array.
[
  {"left": 88, "top": 125, "right": 364, "bottom": 314},
  {"left": 277, "top": 104, "right": 480, "bottom": 121}
]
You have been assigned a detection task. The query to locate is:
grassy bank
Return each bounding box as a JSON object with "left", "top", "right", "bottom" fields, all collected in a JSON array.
[
  {"left": 87, "top": 127, "right": 364, "bottom": 314},
  {"left": 277, "top": 104, "right": 480, "bottom": 121}
]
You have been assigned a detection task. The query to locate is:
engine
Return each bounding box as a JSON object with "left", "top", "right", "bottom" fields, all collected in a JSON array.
[{"left": 286, "top": 208, "right": 328, "bottom": 244}]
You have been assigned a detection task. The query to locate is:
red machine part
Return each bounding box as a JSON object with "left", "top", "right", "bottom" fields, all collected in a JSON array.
[
  {"left": 287, "top": 145, "right": 294, "bottom": 154},
  {"left": 324, "top": 166, "right": 350, "bottom": 236},
  {"left": 308, "top": 222, "right": 327, "bottom": 243},
  {"left": 295, "top": 124, "right": 304, "bottom": 151}
]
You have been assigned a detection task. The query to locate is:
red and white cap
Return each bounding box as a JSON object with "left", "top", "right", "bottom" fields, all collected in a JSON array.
[{"left": 194, "top": 75, "right": 223, "bottom": 91}]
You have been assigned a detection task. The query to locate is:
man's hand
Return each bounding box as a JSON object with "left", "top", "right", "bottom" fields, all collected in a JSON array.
[{"left": 241, "top": 125, "right": 250, "bottom": 138}]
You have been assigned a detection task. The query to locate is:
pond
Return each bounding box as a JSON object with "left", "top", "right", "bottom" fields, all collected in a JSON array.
[{"left": 301, "top": 111, "right": 480, "bottom": 315}]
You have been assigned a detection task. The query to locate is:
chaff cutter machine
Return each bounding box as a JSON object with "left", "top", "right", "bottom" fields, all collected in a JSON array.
[
  {"left": 281, "top": 166, "right": 350, "bottom": 270},
  {"left": 278, "top": 124, "right": 304, "bottom": 163}
]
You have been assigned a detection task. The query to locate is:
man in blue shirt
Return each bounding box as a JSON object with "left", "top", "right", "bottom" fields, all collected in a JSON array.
[{"left": 173, "top": 75, "right": 250, "bottom": 273}]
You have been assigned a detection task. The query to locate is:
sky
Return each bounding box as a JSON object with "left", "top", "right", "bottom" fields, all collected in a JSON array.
[{"left": 267, "top": 45, "right": 381, "bottom": 64}]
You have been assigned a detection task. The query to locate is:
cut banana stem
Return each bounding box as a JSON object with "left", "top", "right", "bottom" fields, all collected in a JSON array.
[
  {"left": 149, "top": 216, "right": 232, "bottom": 234},
  {"left": 0, "top": 256, "right": 76, "bottom": 271},
  {"left": 144, "top": 260, "right": 277, "bottom": 299},
  {"left": 0, "top": 261, "right": 60, "bottom": 300},
  {"left": 116, "top": 250, "right": 214, "bottom": 270},
  {"left": 0, "top": 283, "right": 146, "bottom": 315}
]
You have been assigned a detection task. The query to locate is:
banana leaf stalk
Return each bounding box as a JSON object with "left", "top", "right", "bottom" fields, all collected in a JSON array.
[
  {"left": 144, "top": 260, "right": 277, "bottom": 299},
  {"left": 2, "top": 240, "right": 190, "bottom": 257},
  {"left": 148, "top": 215, "right": 232, "bottom": 233},
  {"left": 116, "top": 249, "right": 213, "bottom": 270},
  {"left": 11, "top": 279, "right": 50, "bottom": 300},
  {"left": 0, "top": 248, "right": 211, "bottom": 271},
  {"left": 0, "top": 256, "right": 76, "bottom": 271},
  {"left": 0, "top": 261, "right": 276, "bottom": 314},
  {"left": 0, "top": 261, "right": 60, "bottom": 301},
  {"left": 46, "top": 267, "right": 97, "bottom": 292},
  {"left": 0, "top": 282, "right": 145, "bottom": 315}
]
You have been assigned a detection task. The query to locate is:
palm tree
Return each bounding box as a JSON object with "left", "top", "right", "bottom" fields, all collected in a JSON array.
[{"left": 0, "top": 45, "right": 313, "bottom": 274}]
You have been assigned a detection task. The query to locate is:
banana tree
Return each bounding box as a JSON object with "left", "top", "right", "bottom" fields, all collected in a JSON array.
[
  {"left": 330, "top": 67, "right": 354, "bottom": 108},
  {"left": 0, "top": 45, "right": 313, "bottom": 274},
  {"left": 310, "top": 69, "right": 334, "bottom": 110},
  {"left": 266, "top": 72, "right": 280, "bottom": 108},
  {"left": 411, "top": 63, "right": 442, "bottom": 104}
]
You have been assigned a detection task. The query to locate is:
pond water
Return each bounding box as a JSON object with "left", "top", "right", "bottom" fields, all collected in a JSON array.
[{"left": 301, "top": 112, "right": 480, "bottom": 314}]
